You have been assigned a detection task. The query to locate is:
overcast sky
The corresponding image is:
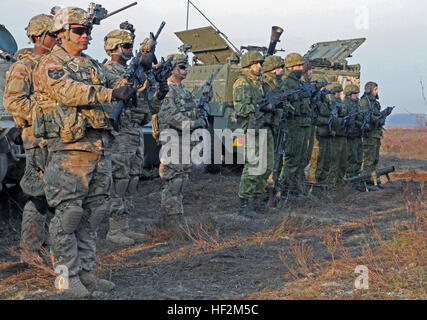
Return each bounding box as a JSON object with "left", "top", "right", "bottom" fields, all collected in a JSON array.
[{"left": 2, "top": 0, "right": 427, "bottom": 114}]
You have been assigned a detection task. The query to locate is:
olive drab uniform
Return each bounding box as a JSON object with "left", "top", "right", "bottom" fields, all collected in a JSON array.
[
  {"left": 344, "top": 92, "right": 363, "bottom": 178},
  {"left": 3, "top": 50, "right": 50, "bottom": 257},
  {"left": 326, "top": 92, "right": 348, "bottom": 189},
  {"left": 280, "top": 70, "right": 312, "bottom": 195},
  {"left": 233, "top": 69, "right": 274, "bottom": 205},
  {"left": 32, "top": 44, "right": 124, "bottom": 278},
  {"left": 360, "top": 92, "right": 384, "bottom": 181},
  {"left": 157, "top": 78, "right": 200, "bottom": 221}
]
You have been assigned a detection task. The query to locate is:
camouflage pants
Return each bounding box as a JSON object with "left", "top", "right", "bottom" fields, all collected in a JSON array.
[
  {"left": 109, "top": 129, "right": 143, "bottom": 219},
  {"left": 315, "top": 135, "right": 331, "bottom": 183},
  {"left": 362, "top": 136, "right": 381, "bottom": 177},
  {"left": 19, "top": 147, "right": 49, "bottom": 253},
  {"left": 327, "top": 136, "right": 348, "bottom": 189},
  {"left": 44, "top": 149, "right": 111, "bottom": 276},
  {"left": 346, "top": 137, "right": 363, "bottom": 178},
  {"left": 239, "top": 128, "right": 274, "bottom": 199},
  {"left": 281, "top": 121, "right": 310, "bottom": 193}
]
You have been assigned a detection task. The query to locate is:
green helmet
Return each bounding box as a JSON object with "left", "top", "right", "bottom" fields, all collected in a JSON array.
[
  {"left": 262, "top": 55, "right": 284, "bottom": 72},
  {"left": 166, "top": 54, "right": 188, "bottom": 68},
  {"left": 240, "top": 51, "right": 264, "bottom": 68},
  {"left": 104, "top": 30, "right": 133, "bottom": 55},
  {"left": 26, "top": 14, "right": 53, "bottom": 39},
  {"left": 51, "top": 7, "right": 91, "bottom": 33},
  {"left": 285, "top": 53, "right": 303, "bottom": 68},
  {"left": 344, "top": 84, "right": 360, "bottom": 96},
  {"left": 327, "top": 82, "right": 343, "bottom": 93}
]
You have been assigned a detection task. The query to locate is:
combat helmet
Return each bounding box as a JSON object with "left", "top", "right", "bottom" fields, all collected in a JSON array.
[
  {"left": 364, "top": 81, "right": 378, "bottom": 94},
  {"left": 344, "top": 84, "right": 360, "bottom": 96},
  {"left": 26, "top": 14, "right": 53, "bottom": 40},
  {"left": 240, "top": 51, "right": 264, "bottom": 68},
  {"left": 262, "top": 55, "right": 284, "bottom": 72},
  {"left": 285, "top": 53, "right": 303, "bottom": 68},
  {"left": 104, "top": 30, "right": 133, "bottom": 57},
  {"left": 51, "top": 7, "right": 92, "bottom": 33},
  {"left": 326, "top": 82, "right": 343, "bottom": 93},
  {"left": 166, "top": 54, "right": 188, "bottom": 68}
]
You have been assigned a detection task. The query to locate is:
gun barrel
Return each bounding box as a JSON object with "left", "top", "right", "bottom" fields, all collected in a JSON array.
[
  {"left": 267, "top": 26, "right": 284, "bottom": 56},
  {"left": 344, "top": 166, "right": 396, "bottom": 184},
  {"left": 105, "top": 1, "right": 138, "bottom": 18}
]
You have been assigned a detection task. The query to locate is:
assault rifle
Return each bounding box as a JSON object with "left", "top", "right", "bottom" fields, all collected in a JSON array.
[
  {"left": 109, "top": 55, "right": 173, "bottom": 131},
  {"left": 344, "top": 166, "right": 395, "bottom": 190},
  {"left": 328, "top": 102, "right": 344, "bottom": 136},
  {"left": 375, "top": 106, "right": 394, "bottom": 129},
  {"left": 344, "top": 109, "right": 363, "bottom": 127},
  {"left": 197, "top": 71, "right": 219, "bottom": 129}
]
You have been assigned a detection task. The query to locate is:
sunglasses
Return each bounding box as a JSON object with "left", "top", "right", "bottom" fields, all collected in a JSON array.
[
  {"left": 178, "top": 64, "right": 187, "bottom": 70},
  {"left": 70, "top": 26, "right": 92, "bottom": 36},
  {"left": 121, "top": 43, "right": 133, "bottom": 49}
]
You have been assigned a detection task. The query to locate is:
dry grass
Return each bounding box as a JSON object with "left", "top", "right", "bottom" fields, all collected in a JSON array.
[{"left": 381, "top": 128, "right": 427, "bottom": 159}]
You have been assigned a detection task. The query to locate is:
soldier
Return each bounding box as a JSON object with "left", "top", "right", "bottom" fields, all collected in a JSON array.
[
  {"left": 326, "top": 83, "right": 348, "bottom": 189},
  {"left": 233, "top": 51, "right": 274, "bottom": 217},
  {"left": 3, "top": 14, "right": 57, "bottom": 264},
  {"left": 344, "top": 84, "right": 363, "bottom": 181},
  {"left": 314, "top": 80, "right": 336, "bottom": 184},
  {"left": 157, "top": 54, "right": 205, "bottom": 226},
  {"left": 280, "top": 53, "right": 312, "bottom": 198},
  {"left": 32, "top": 7, "right": 136, "bottom": 297},
  {"left": 360, "top": 82, "right": 390, "bottom": 191},
  {"left": 103, "top": 29, "right": 168, "bottom": 245}
]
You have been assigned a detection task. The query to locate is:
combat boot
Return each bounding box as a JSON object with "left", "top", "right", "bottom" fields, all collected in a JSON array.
[
  {"left": 254, "top": 197, "right": 273, "bottom": 214},
  {"left": 121, "top": 215, "right": 145, "bottom": 241},
  {"left": 237, "top": 198, "right": 259, "bottom": 219},
  {"left": 106, "top": 217, "right": 135, "bottom": 246},
  {"left": 63, "top": 275, "right": 90, "bottom": 298},
  {"left": 79, "top": 270, "right": 115, "bottom": 293}
]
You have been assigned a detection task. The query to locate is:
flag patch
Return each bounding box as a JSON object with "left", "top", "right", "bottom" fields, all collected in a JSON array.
[{"left": 13, "top": 71, "right": 25, "bottom": 80}]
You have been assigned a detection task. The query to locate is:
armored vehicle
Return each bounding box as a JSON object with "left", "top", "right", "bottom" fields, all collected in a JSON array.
[{"left": 0, "top": 24, "right": 25, "bottom": 190}]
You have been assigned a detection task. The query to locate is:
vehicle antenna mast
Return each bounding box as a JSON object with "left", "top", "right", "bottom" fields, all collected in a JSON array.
[{"left": 186, "top": 0, "right": 241, "bottom": 55}]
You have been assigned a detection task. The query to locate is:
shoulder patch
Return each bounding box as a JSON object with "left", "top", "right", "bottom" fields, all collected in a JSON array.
[
  {"left": 48, "top": 67, "right": 65, "bottom": 80},
  {"left": 13, "top": 71, "right": 25, "bottom": 80}
]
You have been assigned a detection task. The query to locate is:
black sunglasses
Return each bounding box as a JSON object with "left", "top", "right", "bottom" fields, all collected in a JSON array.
[
  {"left": 178, "top": 64, "right": 187, "bottom": 70},
  {"left": 121, "top": 43, "right": 133, "bottom": 49},
  {"left": 70, "top": 26, "right": 91, "bottom": 36}
]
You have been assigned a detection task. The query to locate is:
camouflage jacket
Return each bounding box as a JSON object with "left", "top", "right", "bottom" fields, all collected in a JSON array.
[
  {"left": 262, "top": 72, "right": 284, "bottom": 127},
  {"left": 233, "top": 70, "right": 270, "bottom": 132},
  {"left": 344, "top": 96, "right": 363, "bottom": 138},
  {"left": 282, "top": 70, "right": 311, "bottom": 126},
  {"left": 315, "top": 97, "right": 332, "bottom": 137},
  {"left": 158, "top": 78, "right": 200, "bottom": 135},
  {"left": 328, "top": 95, "right": 348, "bottom": 137},
  {"left": 3, "top": 51, "right": 48, "bottom": 150},
  {"left": 32, "top": 45, "right": 123, "bottom": 153},
  {"left": 360, "top": 93, "right": 384, "bottom": 139}
]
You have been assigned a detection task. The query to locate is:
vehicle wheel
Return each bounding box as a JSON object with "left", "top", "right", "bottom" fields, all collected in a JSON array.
[{"left": 0, "top": 153, "right": 8, "bottom": 185}]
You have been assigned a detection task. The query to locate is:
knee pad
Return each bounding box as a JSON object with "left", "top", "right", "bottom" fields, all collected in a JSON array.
[
  {"left": 128, "top": 176, "right": 139, "bottom": 195},
  {"left": 58, "top": 201, "right": 84, "bottom": 234},
  {"left": 87, "top": 198, "right": 108, "bottom": 232}
]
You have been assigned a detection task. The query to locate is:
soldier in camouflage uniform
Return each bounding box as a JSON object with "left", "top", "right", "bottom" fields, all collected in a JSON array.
[
  {"left": 314, "top": 80, "right": 336, "bottom": 184},
  {"left": 157, "top": 54, "right": 205, "bottom": 225},
  {"left": 103, "top": 29, "right": 167, "bottom": 245},
  {"left": 326, "top": 83, "right": 348, "bottom": 189},
  {"left": 360, "top": 82, "right": 390, "bottom": 191},
  {"left": 344, "top": 84, "right": 363, "bottom": 180},
  {"left": 32, "top": 7, "right": 136, "bottom": 297},
  {"left": 3, "top": 14, "right": 57, "bottom": 263},
  {"left": 233, "top": 51, "right": 274, "bottom": 217},
  {"left": 280, "top": 53, "right": 312, "bottom": 198}
]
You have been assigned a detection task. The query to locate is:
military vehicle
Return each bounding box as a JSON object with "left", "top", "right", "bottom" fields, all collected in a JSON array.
[
  {"left": 0, "top": 24, "right": 26, "bottom": 191},
  {"left": 173, "top": 25, "right": 366, "bottom": 168}
]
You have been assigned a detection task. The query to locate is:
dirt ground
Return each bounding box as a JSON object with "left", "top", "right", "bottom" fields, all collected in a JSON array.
[{"left": 0, "top": 154, "right": 426, "bottom": 300}]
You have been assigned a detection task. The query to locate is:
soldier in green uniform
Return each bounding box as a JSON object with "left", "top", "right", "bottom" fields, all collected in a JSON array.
[
  {"left": 360, "top": 82, "right": 391, "bottom": 191},
  {"left": 233, "top": 51, "right": 274, "bottom": 217},
  {"left": 280, "top": 53, "right": 312, "bottom": 198},
  {"left": 3, "top": 14, "right": 57, "bottom": 263},
  {"left": 344, "top": 84, "right": 363, "bottom": 180},
  {"left": 326, "top": 83, "right": 348, "bottom": 189},
  {"left": 157, "top": 54, "right": 206, "bottom": 226}
]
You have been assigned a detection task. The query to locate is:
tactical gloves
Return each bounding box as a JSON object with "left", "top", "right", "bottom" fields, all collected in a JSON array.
[
  {"left": 112, "top": 85, "right": 137, "bottom": 101},
  {"left": 156, "top": 80, "right": 169, "bottom": 100}
]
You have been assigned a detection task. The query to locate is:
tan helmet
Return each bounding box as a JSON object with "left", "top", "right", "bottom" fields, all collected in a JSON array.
[
  {"left": 166, "top": 54, "right": 188, "bottom": 68},
  {"left": 26, "top": 14, "right": 53, "bottom": 40},
  {"left": 51, "top": 7, "right": 91, "bottom": 33},
  {"left": 327, "top": 82, "right": 343, "bottom": 94},
  {"left": 262, "top": 55, "right": 284, "bottom": 72},
  {"left": 104, "top": 30, "right": 133, "bottom": 56},
  {"left": 240, "top": 51, "right": 264, "bottom": 68},
  {"left": 344, "top": 84, "right": 360, "bottom": 96},
  {"left": 285, "top": 53, "right": 303, "bottom": 68}
]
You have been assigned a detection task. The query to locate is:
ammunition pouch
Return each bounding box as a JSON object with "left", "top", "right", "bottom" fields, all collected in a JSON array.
[{"left": 55, "top": 105, "right": 86, "bottom": 143}]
